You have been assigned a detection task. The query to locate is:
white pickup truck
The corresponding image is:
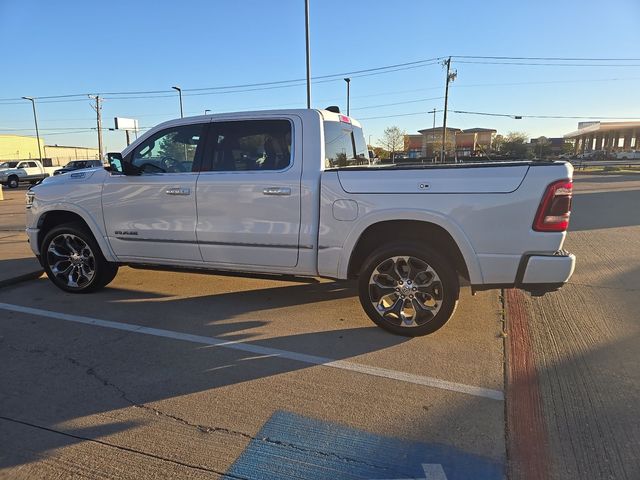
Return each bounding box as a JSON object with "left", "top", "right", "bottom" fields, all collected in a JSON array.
[
  {"left": 25, "top": 109, "right": 575, "bottom": 336},
  {"left": 0, "top": 160, "right": 51, "bottom": 188}
]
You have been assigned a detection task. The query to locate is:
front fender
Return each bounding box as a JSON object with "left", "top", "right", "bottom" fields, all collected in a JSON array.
[{"left": 32, "top": 202, "right": 117, "bottom": 262}]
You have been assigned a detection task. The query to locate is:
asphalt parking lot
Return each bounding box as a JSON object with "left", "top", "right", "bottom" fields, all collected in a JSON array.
[
  {"left": 1, "top": 173, "right": 638, "bottom": 479},
  {"left": 0, "top": 186, "right": 505, "bottom": 479}
]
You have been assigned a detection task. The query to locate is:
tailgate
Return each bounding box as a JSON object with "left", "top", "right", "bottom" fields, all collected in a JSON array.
[{"left": 337, "top": 164, "right": 530, "bottom": 194}]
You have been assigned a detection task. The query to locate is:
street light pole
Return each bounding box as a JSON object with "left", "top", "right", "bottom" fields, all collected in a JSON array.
[
  {"left": 172, "top": 86, "right": 184, "bottom": 118},
  {"left": 344, "top": 77, "right": 351, "bottom": 116},
  {"left": 304, "top": 0, "right": 311, "bottom": 108},
  {"left": 22, "top": 97, "right": 43, "bottom": 163},
  {"left": 429, "top": 108, "right": 436, "bottom": 162},
  {"left": 204, "top": 109, "right": 211, "bottom": 115}
]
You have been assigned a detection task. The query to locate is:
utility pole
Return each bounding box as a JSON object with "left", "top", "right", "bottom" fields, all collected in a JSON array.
[
  {"left": 441, "top": 57, "right": 456, "bottom": 162},
  {"left": 89, "top": 95, "right": 104, "bottom": 161},
  {"left": 304, "top": 0, "right": 311, "bottom": 108},
  {"left": 21, "top": 97, "right": 43, "bottom": 163}
]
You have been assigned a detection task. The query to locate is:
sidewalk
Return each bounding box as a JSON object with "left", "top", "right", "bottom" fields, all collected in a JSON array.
[{"left": 0, "top": 187, "right": 43, "bottom": 287}]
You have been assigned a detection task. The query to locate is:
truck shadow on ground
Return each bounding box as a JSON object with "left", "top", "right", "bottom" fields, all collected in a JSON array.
[
  {"left": 570, "top": 188, "right": 640, "bottom": 231},
  {"left": 2, "top": 279, "right": 448, "bottom": 472}
]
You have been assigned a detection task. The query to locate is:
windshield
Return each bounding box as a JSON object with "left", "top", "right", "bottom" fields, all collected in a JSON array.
[
  {"left": 0, "top": 161, "right": 19, "bottom": 168},
  {"left": 66, "top": 161, "right": 87, "bottom": 168}
]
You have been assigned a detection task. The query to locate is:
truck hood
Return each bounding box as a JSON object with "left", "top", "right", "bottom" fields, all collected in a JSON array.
[
  {"left": 337, "top": 163, "right": 530, "bottom": 194},
  {"left": 0, "top": 168, "right": 24, "bottom": 175},
  {"left": 40, "top": 167, "right": 105, "bottom": 185}
]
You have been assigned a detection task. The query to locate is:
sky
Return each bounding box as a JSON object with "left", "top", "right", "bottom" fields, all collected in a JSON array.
[{"left": 1, "top": 0, "right": 639, "bottom": 152}]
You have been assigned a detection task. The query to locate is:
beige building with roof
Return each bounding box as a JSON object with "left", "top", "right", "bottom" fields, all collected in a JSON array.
[
  {"left": 564, "top": 121, "right": 640, "bottom": 154},
  {"left": 0, "top": 134, "right": 98, "bottom": 166}
]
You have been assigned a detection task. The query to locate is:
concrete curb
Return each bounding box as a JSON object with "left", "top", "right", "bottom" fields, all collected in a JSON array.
[{"left": 0, "top": 269, "right": 44, "bottom": 289}]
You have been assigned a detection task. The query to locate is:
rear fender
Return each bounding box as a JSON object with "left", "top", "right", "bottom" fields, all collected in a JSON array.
[{"left": 338, "top": 209, "right": 483, "bottom": 284}]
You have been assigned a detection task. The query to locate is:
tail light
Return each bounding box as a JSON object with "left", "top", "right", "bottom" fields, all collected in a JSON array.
[{"left": 533, "top": 179, "right": 573, "bottom": 232}]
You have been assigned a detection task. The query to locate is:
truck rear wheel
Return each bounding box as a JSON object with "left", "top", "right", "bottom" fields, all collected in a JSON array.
[
  {"left": 41, "top": 222, "right": 118, "bottom": 293},
  {"left": 7, "top": 175, "right": 19, "bottom": 188},
  {"left": 358, "top": 243, "right": 459, "bottom": 336}
]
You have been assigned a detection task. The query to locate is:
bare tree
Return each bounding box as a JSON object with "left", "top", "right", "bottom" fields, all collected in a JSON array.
[{"left": 378, "top": 126, "right": 406, "bottom": 160}]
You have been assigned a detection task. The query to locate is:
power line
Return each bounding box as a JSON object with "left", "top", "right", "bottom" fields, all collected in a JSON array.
[
  {"left": 0, "top": 57, "right": 445, "bottom": 103},
  {"left": 454, "top": 60, "right": 640, "bottom": 67},
  {"left": 452, "top": 55, "right": 640, "bottom": 61},
  {"left": 452, "top": 77, "right": 640, "bottom": 88},
  {"left": 358, "top": 110, "right": 443, "bottom": 121},
  {"left": 352, "top": 96, "right": 445, "bottom": 111},
  {"left": 451, "top": 109, "right": 640, "bottom": 120}
]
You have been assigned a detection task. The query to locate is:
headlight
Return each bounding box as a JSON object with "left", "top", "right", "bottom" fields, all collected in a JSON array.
[{"left": 26, "top": 191, "right": 35, "bottom": 209}]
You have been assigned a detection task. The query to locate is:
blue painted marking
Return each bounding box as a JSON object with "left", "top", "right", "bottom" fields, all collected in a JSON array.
[{"left": 227, "top": 411, "right": 503, "bottom": 480}]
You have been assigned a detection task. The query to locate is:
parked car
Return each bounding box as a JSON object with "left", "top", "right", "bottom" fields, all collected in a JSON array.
[
  {"left": 53, "top": 160, "right": 104, "bottom": 176},
  {"left": 615, "top": 150, "right": 640, "bottom": 160},
  {"left": 26, "top": 109, "right": 575, "bottom": 336},
  {"left": 0, "top": 160, "right": 50, "bottom": 188}
]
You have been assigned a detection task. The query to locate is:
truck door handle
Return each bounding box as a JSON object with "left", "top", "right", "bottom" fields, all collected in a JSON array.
[
  {"left": 165, "top": 187, "right": 191, "bottom": 196},
  {"left": 263, "top": 187, "right": 291, "bottom": 196}
]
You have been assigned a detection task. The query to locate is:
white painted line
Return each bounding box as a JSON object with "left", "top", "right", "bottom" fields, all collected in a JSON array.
[
  {"left": 0, "top": 302, "right": 504, "bottom": 401},
  {"left": 376, "top": 463, "right": 448, "bottom": 480}
]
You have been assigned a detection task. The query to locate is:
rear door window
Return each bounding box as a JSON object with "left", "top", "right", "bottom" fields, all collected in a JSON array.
[{"left": 206, "top": 120, "right": 292, "bottom": 172}]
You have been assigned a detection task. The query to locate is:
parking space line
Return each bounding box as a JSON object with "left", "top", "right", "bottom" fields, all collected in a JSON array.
[{"left": 0, "top": 302, "right": 503, "bottom": 401}]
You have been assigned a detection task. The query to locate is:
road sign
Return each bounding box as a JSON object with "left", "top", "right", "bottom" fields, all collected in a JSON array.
[{"left": 114, "top": 117, "right": 139, "bottom": 131}]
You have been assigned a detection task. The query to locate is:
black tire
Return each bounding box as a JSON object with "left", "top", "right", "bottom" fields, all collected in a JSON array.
[
  {"left": 358, "top": 243, "right": 459, "bottom": 336},
  {"left": 41, "top": 222, "right": 118, "bottom": 293},
  {"left": 8, "top": 176, "right": 19, "bottom": 188}
]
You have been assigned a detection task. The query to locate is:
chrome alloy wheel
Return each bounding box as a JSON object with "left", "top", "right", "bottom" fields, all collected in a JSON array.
[
  {"left": 46, "top": 233, "right": 96, "bottom": 288},
  {"left": 368, "top": 256, "right": 443, "bottom": 328}
]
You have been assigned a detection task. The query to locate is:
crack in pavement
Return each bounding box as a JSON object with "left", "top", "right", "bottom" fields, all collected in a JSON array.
[
  {"left": 4, "top": 340, "right": 415, "bottom": 476},
  {"left": 66, "top": 357, "right": 410, "bottom": 476},
  {"left": 0, "top": 415, "right": 246, "bottom": 479}
]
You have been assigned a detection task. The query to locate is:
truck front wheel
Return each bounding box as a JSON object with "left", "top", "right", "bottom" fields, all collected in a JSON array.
[
  {"left": 41, "top": 222, "right": 118, "bottom": 293},
  {"left": 7, "top": 175, "right": 19, "bottom": 188},
  {"left": 358, "top": 243, "right": 459, "bottom": 336}
]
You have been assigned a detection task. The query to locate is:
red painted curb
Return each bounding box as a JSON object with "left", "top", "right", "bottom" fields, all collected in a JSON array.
[{"left": 504, "top": 289, "right": 549, "bottom": 480}]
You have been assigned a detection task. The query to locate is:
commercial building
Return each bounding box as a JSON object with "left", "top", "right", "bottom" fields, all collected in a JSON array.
[
  {"left": 453, "top": 128, "right": 497, "bottom": 156},
  {"left": 564, "top": 121, "right": 640, "bottom": 154},
  {"left": 530, "top": 137, "right": 566, "bottom": 156},
  {"left": 0, "top": 134, "right": 99, "bottom": 166},
  {"left": 404, "top": 126, "right": 497, "bottom": 158}
]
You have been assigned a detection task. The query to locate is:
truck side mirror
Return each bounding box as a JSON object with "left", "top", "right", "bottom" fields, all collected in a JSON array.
[{"left": 106, "top": 152, "right": 124, "bottom": 174}]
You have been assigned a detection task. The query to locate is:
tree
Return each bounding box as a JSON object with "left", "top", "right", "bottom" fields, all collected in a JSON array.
[
  {"left": 493, "top": 134, "right": 505, "bottom": 152},
  {"left": 372, "top": 146, "right": 390, "bottom": 159},
  {"left": 378, "top": 126, "right": 406, "bottom": 160},
  {"left": 533, "top": 136, "right": 551, "bottom": 158},
  {"left": 501, "top": 131, "right": 529, "bottom": 158},
  {"left": 562, "top": 141, "right": 574, "bottom": 155}
]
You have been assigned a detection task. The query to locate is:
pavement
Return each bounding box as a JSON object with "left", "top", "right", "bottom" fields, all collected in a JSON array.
[
  {"left": 0, "top": 187, "right": 43, "bottom": 287},
  {"left": 0, "top": 174, "right": 638, "bottom": 479},
  {"left": 506, "top": 173, "right": 640, "bottom": 480},
  {"left": 0, "top": 185, "right": 506, "bottom": 479}
]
